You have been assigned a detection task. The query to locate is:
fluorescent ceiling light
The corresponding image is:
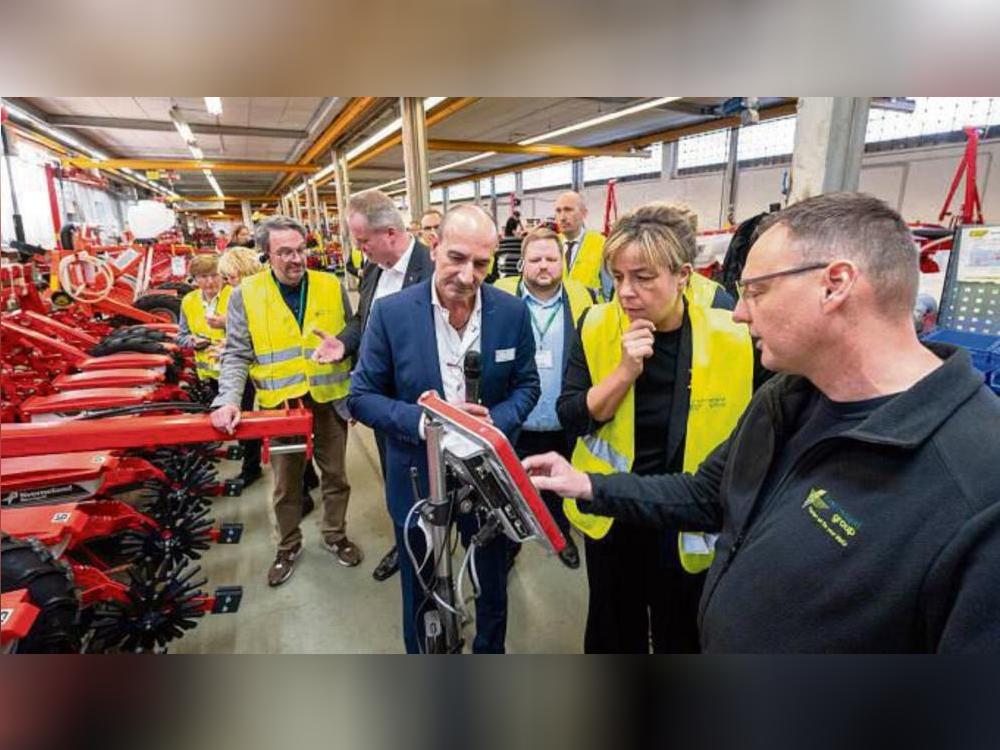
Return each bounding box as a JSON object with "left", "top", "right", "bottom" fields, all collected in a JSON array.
[
  {"left": 170, "top": 107, "right": 195, "bottom": 144},
  {"left": 2, "top": 99, "right": 109, "bottom": 160},
  {"left": 189, "top": 145, "right": 204, "bottom": 160},
  {"left": 203, "top": 169, "right": 225, "bottom": 199},
  {"left": 344, "top": 96, "right": 447, "bottom": 162},
  {"left": 204, "top": 97, "right": 223, "bottom": 116},
  {"left": 430, "top": 151, "right": 496, "bottom": 174},
  {"left": 518, "top": 97, "right": 681, "bottom": 145}
]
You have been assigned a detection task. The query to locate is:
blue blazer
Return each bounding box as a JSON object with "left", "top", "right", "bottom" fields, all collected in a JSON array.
[{"left": 347, "top": 279, "right": 540, "bottom": 525}]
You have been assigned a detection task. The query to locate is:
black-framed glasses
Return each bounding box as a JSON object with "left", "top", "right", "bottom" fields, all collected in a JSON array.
[{"left": 736, "top": 262, "right": 829, "bottom": 300}]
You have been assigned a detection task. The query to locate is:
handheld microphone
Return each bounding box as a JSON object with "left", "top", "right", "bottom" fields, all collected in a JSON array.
[{"left": 463, "top": 350, "right": 482, "bottom": 404}]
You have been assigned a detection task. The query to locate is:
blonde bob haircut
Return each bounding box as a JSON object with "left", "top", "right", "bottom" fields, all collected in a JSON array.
[
  {"left": 603, "top": 203, "right": 699, "bottom": 274},
  {"left": 218, "top": 246, "right": 263, "bottom": 280}
]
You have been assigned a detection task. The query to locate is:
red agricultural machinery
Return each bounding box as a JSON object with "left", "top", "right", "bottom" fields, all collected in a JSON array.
[{"left": 0, "top": 409, "right": 314, "bottom": 653}]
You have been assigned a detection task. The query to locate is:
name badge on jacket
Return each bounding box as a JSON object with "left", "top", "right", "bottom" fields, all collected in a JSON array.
[{"left": 495, "top": 348, "right": 515, "bottom": 363}]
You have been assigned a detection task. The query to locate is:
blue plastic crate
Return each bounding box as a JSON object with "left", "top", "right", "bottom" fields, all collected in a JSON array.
[{"left": 923, "top": 328, "right": 1000, "bottom": 394}]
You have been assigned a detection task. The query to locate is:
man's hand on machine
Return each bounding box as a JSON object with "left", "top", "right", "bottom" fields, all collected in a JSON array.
[
  {"left": 523, "top": 452, "right": 593, "bottom": 500},
  {"left": 312, "top": 329, "right": 346, "bottom": 363},
  {"left": 211, "top": 403, "right": 242, "bottom": 435},
  {"left": 457, "top": 402, "right": 493, "bottom": 424}
]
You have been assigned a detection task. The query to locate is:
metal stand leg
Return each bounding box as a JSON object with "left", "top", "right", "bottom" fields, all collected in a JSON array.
[{"left": 423, "top": 417, "right": 463, "bottom": 653}]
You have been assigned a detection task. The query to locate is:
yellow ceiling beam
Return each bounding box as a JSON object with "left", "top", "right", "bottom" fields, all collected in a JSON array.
[
  {"left": 427, "top": 139, "right": 641, "bottom": 158},
  {"left": 61, "top": 157, "right": 318, "bottom": 173},
  {"left": 167, "top": 195, "right": 279, "bottom": 203},
  {"left": 336, "top": 97, "right": 480, "bottom": 180},
  {"left": 273, "top": 96, "right": 383, "bottom": 195}
]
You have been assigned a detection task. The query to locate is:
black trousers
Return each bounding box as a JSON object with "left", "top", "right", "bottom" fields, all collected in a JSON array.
[
  {"left": 513, "top": 429, "right": 574, "bottom": 539},
  {"left": 583, "top": 521, "right": 705, "bottom": 654}
]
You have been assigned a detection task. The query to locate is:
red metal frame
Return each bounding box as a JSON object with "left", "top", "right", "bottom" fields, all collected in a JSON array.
[
  {"left": 0, "top": 590, "right": 40, "bottom": 650},
  {"left": 603, "top": 178, "right": 619, "bottom": 236},
  {"left": 939, "top": 126, "right": 985, "bottom": 227},
  {"left": 1, "top": 408, "right": 314, "bottom": 458}
]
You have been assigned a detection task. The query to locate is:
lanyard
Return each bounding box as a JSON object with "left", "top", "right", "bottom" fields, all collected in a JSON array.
[
  {"left": 296, "top": 279, "right": 306, "bottom": 330},
  {"left": 528, "top": 297, "right": 562, "bottom": 341}
]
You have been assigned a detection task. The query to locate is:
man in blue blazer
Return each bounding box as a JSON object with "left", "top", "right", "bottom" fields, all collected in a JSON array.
[{"left": 348, "top": 205, "right": 540, "bottom": 654}]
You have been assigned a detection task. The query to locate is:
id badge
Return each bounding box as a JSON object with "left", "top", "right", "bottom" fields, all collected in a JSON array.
[{"left": 535, "top": 349, "right": 554, "bottom": 369}]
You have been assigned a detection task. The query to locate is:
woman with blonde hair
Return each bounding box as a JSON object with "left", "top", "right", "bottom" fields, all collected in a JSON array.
[
  {"left": 218, "top": 246, "right": 262, "bottom": 288},
  {"left": 556, "top": 202, "right": 755, "bottom": 653}
]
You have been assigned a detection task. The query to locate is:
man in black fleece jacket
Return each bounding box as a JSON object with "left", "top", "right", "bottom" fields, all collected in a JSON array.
[{"left": 526, "top": 193, "right": 1000, "bottom": 653}]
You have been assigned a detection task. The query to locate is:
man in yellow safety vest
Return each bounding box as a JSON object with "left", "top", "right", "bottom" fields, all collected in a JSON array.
[{"left": 210, "top": 216, "right": 363, "bottom": 587}]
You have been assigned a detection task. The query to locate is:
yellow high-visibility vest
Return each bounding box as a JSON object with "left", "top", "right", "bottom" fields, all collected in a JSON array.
[
  {"left": 241, "top": 270, "right": 351, "bottom": 407},
  {"left": 351, "top": 247, "right": 364, "bottom": 271},
  {"left": 181, "top": 285, "right": 232, "bottom": 380},
  {"left": 562, "top": 230, "right": 605, "bottom": 294},
  {"left": 564, "top": 283, "right": 753, "bottom": 573},
  {"left": 492, "top": 275, "right": 595, "bottom": 325}
]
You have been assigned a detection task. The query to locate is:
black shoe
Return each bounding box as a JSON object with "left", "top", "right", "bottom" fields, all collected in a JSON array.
[
  {"left": 302, "top": 493, "right": 316, "bottom": 518},
  {"left": 372, "top": 546, "right": 399, "bottom": 581},
  {"left": 239, "top": 466, "right": 262, "bottom": 488},
  {"left": 558, "top": 539, "right": 580, "bottom": 570}
]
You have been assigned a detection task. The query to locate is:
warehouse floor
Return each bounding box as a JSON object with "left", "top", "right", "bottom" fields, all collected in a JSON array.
[{"left": 174, "top": 422, "right": 588, "bottom": 653}]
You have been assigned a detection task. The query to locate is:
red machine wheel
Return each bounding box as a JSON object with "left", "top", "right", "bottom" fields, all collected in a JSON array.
[
  {"left": 133, "top": 293, "right": 182, "bottom": 323},
  {"left": 0, "top": 534, "right": 81, "bottom": 653}
]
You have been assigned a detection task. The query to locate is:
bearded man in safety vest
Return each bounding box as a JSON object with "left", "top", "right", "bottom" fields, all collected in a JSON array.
[
  {"left": 494, "top": 227, "right": 597, "bottom": 569},
  {"left": 211, "top": 216, "right": 363, "bottom": 587},
  {"left": 554, "top": 191, "right": 614, "bottom": 301}
]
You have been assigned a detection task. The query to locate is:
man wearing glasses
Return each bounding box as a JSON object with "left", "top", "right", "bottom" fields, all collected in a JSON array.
[
  {"left": 211, "top": 216, "right": 363, "bottom": 587},
  {"left": 526, "top": 192, "right": 1000, "bottom": 652}
]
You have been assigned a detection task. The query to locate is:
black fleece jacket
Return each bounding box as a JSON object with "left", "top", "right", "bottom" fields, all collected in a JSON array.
[{"left": 587, "top": 344, "right": 1000, "bottom": 653}]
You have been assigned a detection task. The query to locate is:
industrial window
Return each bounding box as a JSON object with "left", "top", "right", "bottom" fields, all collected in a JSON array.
[
  {"left": 447, "top": 181, "right": 474, "bottom": 201},
  {"left": 478, "top": 178, "right": 492, "bottom": 197},
  {"left": 676, "top": 128, "right": 731, "bottom": 171},
  {"left": 521, "top": 161, "right": 572, "bottom": 191},
  {"left": 866, "top": 97, "right": 1000, "bottom": 143},
  {"left": 737, "top": 116, "right": 797, "bottom": 161},
  {"left": 493, "top": 173, "right": 515, "bottom": 195},
  {"left": 430, "top": 187, "right": 444, "bottom": 204},
  {"left": 584, "top": 142, "right": 663, "bottom": 183}
]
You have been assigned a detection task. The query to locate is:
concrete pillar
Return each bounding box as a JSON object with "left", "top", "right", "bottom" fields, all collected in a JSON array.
[
  {"left": 240, "top": 199, "right": 253, "bottom": 228},
  {"left": 399, "top": 97, "right": 430, "bottom": 219},
  {"left": 489, "top": 176, "right": 498, "bottom": 225},
  {"left": 571, "top": 158, "right": 584, "bottom": 192},
  {"left": 442, "top": 187, "right": 450, "bottom": 213},
  {"left": 331, "top": 148, "right": 352, "bottom": 258},
  {"left": 719, "top": 127, "right": 740, "bottom": 228},
  {"left": 788, "top": 97, "right": 870, "bottom": 203}
]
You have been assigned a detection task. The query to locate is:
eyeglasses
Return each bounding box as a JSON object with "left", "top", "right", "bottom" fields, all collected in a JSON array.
[
  {"left": 273, "top": 247, "right": 307, "bottom": 260},
  {"left": 736, "top": 262, "right": 829, "bottom": 301}
]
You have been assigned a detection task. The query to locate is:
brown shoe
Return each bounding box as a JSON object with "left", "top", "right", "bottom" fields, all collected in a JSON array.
[
  {"left": 267, "top": 544, "right": 302, "bottom": 587},
  {"left": 321, "top": 536, "right": 363, "bottom": 567}
]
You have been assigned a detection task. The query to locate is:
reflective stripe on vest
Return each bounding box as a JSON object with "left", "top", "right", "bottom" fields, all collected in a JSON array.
[
  {"left": 181, "top": 285, "right": 232, "bottom": 380},
  {"left": 493, "top": 275, "right": 595, "bottom": 325},
  {"left": 564, "top": 287, "right": 753, "bottom": 575},
  {"left": 563, "top": 230, "right": 605, "bottom": 295},
  {"left": 242, "top": 270, "right": 351, "bottom": 407}
]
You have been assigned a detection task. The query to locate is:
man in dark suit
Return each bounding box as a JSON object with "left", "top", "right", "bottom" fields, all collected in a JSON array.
[
  {"left": 338, "top": 189, "right": 435, "bottom": 582},
  {"left": 348, "top": 205, "right": 540, "bottom": 653}
]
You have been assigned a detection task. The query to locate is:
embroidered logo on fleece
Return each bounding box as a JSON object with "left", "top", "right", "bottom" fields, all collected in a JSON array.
[{"left": 802, "top": 488, "right": 862, "bottom": 548}]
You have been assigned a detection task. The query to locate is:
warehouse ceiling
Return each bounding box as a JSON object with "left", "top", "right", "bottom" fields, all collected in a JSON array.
[{"left": 5, "top": 96, "right": 791, "bottom": 210}]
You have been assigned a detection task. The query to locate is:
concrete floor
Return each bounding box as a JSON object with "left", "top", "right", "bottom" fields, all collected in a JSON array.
[{"left": 174, "top": 423, "right": 589, "bottom": 653}]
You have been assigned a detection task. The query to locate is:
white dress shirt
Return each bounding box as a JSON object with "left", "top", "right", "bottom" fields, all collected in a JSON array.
[
  {"left": 430, "top": 274, "right": 482, "bottom": 404},
  {"left": 373, "top": 237, "right": 415, "bottom": 304},
  {"left": 418, "top": 277, "right": 483, "bottom": 440}
]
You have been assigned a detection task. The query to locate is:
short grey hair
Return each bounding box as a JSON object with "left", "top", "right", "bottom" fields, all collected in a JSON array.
[
  {"left": 348, "top": 189, "right": 406, "bottom": 232},
  {"left": 757, "top": 192, "right": 919, "bottom": 318},
  {"left": 255, "top": 215, "right": 307, "bottom": 257}
]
